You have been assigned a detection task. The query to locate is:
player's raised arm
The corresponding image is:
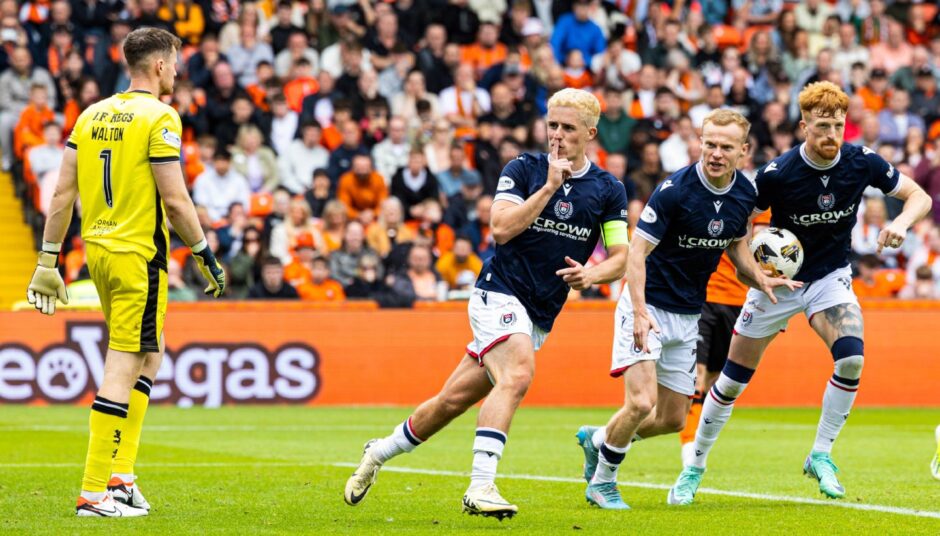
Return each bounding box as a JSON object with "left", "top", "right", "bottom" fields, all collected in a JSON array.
[
  {"left": 25, "top": 146, "right": 78, "bottom": 314},
  {"left": 876, "top": 175, "right": 932, "bottom": 253},
  {"left": 490, "top": 141, "right": 571, "bottom": 245}
]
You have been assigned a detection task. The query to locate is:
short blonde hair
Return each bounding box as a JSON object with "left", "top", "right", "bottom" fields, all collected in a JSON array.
[
  {"left": 798, "top": 81, "right": 849, "bottom": 118},
  {"left": 702, "top": 108, "right": 751, "bottom": 143},
  {"left": 547, "top": 88, "right": 601, "bottom": 128}
]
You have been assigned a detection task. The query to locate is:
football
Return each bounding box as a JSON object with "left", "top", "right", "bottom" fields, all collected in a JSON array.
[{"left": 750, "top": 227, "right": 804, "bottom": 279}]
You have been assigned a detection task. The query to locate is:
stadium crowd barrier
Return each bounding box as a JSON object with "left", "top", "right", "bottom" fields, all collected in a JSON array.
[{"left": 0, "top": 300, "right": 937, "bottom": 407}]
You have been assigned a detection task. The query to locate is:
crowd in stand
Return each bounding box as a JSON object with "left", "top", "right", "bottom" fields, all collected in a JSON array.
[{"left": 4, "top": 0, "right": 940, "bottom": 304}]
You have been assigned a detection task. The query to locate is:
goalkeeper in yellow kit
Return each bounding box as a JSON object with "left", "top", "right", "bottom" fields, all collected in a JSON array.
[{"left": 25, "top": 27, "right": 225, "bottom": 517}]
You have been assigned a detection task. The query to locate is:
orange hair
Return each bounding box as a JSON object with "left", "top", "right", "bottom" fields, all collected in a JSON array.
[{"left": 798, "top": 81, "right": 850, "bottom": 118}]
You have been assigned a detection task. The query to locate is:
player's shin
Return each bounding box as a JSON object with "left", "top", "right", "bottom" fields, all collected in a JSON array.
[
  {"left": 679, "top": 390, "right": 705, "bottom": 445},
  {"left": 692, "top": 361, "right": 755, "bottom": 468},
  {"left": 81, "top": 397, "right": 129, "bottom": 501},
  {"left": 470, "top": 428, "right": 506, "bottom": 489},
  {"left": 813, "top": 337, "right": 863, "bottom": 454},
  {"left": 111, "top": 376, "right": 153, "bottom": 480},
  {"left": 591, "top": 426, "right": 642, "bottom": 452},
  {"left": 371, "top": 416, "right": 425, "bottom": 464}
]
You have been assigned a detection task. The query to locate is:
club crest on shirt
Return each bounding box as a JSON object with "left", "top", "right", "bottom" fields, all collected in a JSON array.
[
  {"left": 817, "top": 193, "right": 835, "bottom": 210},
  {"left": 707, "top": 219, "right": 724, "bottom": 237},
  {"left": 554, "top": 199, "right": 574, "bottom": 220},
  {"left": 501, "top": 312, "right": 516, "bottom": 327}
]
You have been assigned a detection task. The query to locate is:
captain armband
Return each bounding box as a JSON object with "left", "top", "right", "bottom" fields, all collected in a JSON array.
[{"left": 601, "top": 220, "right": 629, "bottom": 247}]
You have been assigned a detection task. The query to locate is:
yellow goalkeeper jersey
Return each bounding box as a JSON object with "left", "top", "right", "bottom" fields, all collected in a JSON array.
[{"left": 67, "top": 90, "right": 182, "bottom": 269}]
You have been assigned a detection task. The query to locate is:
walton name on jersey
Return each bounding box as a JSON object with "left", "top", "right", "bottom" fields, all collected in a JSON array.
[{"left": 88, "top": 111, "right": 136, "bottom": 141}]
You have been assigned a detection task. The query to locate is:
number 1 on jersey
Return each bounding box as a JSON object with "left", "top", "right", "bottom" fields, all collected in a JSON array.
[{"left": 99, "top": 149, "right": 113, "bottom": 208}]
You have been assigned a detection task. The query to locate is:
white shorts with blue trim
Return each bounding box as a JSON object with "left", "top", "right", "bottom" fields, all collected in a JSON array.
[
  {"left": 610, "top": 291, "right": 700, "bottom": 396},
  {"left": 734, "top": 265, "right": 859, "bottom": 338},
  {"left": 466, "top": 288, "right": 548, "bottom": 365}
]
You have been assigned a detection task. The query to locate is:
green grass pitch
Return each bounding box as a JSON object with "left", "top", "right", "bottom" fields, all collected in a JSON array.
[{"left": 1, "top": 406, "right": 938, "bottom": 534}]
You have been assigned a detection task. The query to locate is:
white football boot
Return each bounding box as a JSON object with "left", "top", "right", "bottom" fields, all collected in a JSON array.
[
  {"left": 76, "top": 493, "right": 148, "bottom": 517},
  {"left": 108, "top": 476, "right": 151, "bottom": 511}
]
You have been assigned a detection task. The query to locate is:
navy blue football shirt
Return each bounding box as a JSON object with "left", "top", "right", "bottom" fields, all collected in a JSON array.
[
  {"left": 476, "top": 153, "right": 628, "bottom": 331},
  {"left": 755, "top": 143, "right": 901, "bottom": 282},
  {"left": 635, "top": 162, "right": 757, "bottom": 315}
]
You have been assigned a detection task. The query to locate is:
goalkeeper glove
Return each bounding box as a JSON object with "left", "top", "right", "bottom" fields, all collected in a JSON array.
[
  {"left": 26, "top": 245, "right": 68, "bottom": 315},
  {"left": 192, "top": 239, "right": 226, "bottom": 297}
]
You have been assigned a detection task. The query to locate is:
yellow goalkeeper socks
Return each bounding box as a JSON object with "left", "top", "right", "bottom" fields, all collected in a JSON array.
[
  {"left": 81, "top": 396, "right": 128, "bottom": 494},
  {"left": 112, "top": 376, "right": 153, "bottom": 476}
]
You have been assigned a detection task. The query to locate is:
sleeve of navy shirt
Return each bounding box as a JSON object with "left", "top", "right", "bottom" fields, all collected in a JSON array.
[
  {"left": 863, "top": 148, "right": 902, "bottom": 196},
  {"left": 634, "top": 179, "right": 679, "bottom": 246},
  {"left": 754, "top": 164, "right": 773, "bottom": 213},
  {"left": 493, "top": 156, "right": 532, "bottom": 206},
  {"left": 602, "top": 177, "right": 629, "bottom": 225}
]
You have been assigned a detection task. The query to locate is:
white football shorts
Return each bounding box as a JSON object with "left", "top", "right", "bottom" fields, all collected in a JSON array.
[
  {"left": 466, "top": 288, "right": 548, "bottom": 365},
  {"left": 610, "top": 291, "right": 700, "bottom": 396},
  {"left": 734, "top": 265, "right": 859, "bottom": 338}
]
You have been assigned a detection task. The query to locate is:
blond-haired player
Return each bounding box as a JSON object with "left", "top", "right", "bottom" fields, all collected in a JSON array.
[
  {"left": 575, "top": 109, "right": 799, "bottom": 509},
  {"left": 344, "top": 88, "right": 630, "bottom": 519},
  {"left": 26, "top": 27, "right": 226, "bottom": 517},
  {"left": 669, "top": 81, "right": 932, "bottom": 504}
]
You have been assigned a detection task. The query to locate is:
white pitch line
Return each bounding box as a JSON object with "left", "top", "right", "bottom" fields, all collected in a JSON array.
[
  {"left": 0, "top": 423, "right": 928, "bottom": 433},
  {"left": 1, "top": 459, "right": 937, "bottom": 519},
  {"left": 331, "top": 463, "right": 940, "bottom": 520}
]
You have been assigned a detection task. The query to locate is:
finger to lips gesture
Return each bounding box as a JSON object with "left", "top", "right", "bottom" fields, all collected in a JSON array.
[{"left": 548, "top": 139, "right": 572, "bottom": 190}]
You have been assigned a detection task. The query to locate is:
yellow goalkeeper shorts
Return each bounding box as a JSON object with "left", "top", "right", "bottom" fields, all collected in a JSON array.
[{"left": 86, "top": 243, "right": 167, "bottom": 353}]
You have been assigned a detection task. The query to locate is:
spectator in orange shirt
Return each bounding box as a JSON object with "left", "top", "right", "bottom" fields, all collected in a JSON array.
[
  {"left": 297, "top": 255, "right": 346, "bottom": 301},
  {"left": 282, "top": 232, "right": 318, "bottom": 287},
  {"left": 161, "top": 0, "right": 205, "bottom": 45},
  {"left": 562, "top": 49, "right": 593, "bottom": 89},
  {"left": 461, "top": 21, "right": 508, "bottom": 77},
  {"left": 23, "top": 121, "right": 65, "bottom": 209},
  {"left": 407, "top": 197, "right": 456, "bottom": 255},
  {"left": 852, "top": 254, "right": 906, "bottom": 298},
  {"left": 435, "top": 235, "right": 482, "bottom": 289},
  {"left": 337, "top": 153, "right": 388, "bottom": 223},
  {"left": 245, "top": 61, "right": 276, "bottom": 113},
  {"left": 14, "top": 83, "right": 54, "bottom": 160},
  {"left": 283, "top": 57, "right": 320, "bottom": 113},
  {"left": 857, "top": 68, "right": 890, "bottom": 112}
]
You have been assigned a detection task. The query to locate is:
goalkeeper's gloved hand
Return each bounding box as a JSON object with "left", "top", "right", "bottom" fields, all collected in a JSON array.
[
  {"left": 192, "top": 239, "right": 226, "bottom": 297},
  {"left": 26, "top": 245, "right": 68, "bottom": 315}
]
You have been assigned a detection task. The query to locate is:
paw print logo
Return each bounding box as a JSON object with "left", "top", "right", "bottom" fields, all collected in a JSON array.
[{"left": 36, "top": 350, "right": 88, "bottom": 401}]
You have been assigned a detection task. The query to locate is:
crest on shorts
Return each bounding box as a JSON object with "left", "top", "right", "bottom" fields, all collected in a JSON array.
[
  {"left": 501, "top": 312, "right": 516, "bottom": 327},
  {"left": 741, "top": 310, "right": 753, "bottom": 326},
  {"left": 554, "top": 199, "right": 573, "bottom": 220},
  {"left": 707, "top": 219, "right": 724, "bottom": 237},
  {"left": 818, "top": 193, "right": 835, "bottom": 210}
]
